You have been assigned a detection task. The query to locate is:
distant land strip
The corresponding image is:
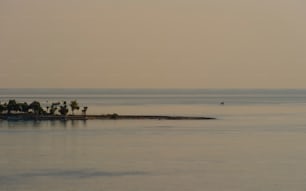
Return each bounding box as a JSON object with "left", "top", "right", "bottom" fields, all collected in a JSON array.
[{"left": 0, "top": 114, "right": 216, "bottom": 121}]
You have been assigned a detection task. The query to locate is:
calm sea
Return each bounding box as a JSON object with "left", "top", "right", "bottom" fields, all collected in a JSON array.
[{"left": 1, "top": 89, "right": 306, "bottom": 191}]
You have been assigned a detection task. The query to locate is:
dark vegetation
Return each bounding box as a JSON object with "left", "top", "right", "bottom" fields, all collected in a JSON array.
[
  {"left": 0, "top": 100, "right": 88, "bottom": 120},
  {"left": 0, "top": 100, "right": 216, "bottom": 121}
]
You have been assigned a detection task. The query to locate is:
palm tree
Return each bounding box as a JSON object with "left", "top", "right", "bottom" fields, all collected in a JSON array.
[
  {"left": 70, "top": 100, "right": 80, "bottom": 115},
  {"left": 59, "top": 101, "right": 69, "bottom": 116},
  {"left": 82, "top": 106, "right": 88, "bottom": 116},
  {"left": 50, "top": 102, "right": 60, "bottom": 115}
]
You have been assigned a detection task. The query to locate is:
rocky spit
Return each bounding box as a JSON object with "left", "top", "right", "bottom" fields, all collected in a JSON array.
[{"left": 0, "top": 113, "right": 216, "bottom": 121}]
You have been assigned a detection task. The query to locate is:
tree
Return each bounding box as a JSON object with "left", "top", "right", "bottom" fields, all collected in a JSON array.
[
  {"left": 18, "top": 102, "right": 29, "bottom": 113},
  {"left": 50, "top": 102, "right": 60, "bottom": 115},
  {"left": 70, "top": 100, "right": 80, "bottom": 115},
  {"left": 7, "top": 100, "right": 18, "bottom": 114},
  {"left": 0, "top": 102, "right": 6, "bottom": 114},
  {"left": 29, "top": 101, "right": 43, "bottom": 115},
  {"left": 82, "top": 106, "right": 88, "bottom": 116},
  {"left": 59, "top": 101, "right": 69, "bottom": 116}
]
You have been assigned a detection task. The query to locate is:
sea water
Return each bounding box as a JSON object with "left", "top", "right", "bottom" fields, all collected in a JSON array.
[{"left": 1, "top": 89, "right": 306, "bottom": 191}]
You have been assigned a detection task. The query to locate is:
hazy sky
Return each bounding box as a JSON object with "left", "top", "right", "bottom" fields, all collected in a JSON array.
[{"left": 1, "top": 0, "right": 306, "bottom": 88}]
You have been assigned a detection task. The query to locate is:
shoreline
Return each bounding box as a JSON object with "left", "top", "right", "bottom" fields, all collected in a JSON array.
[{"left": 0, "top": 114, "right": 216, "bottom": 121}]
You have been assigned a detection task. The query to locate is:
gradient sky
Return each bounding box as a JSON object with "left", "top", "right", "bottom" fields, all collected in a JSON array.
[{"left": 1, "top": 0, "right": 306, "bottom": 88}]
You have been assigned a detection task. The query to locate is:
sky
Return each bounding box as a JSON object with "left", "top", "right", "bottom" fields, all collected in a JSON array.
[{"left": 0, "top": 0, "right": 306, "bottom": 89}]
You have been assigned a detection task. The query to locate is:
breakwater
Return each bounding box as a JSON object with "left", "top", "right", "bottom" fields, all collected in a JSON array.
[{"left": 0, "top": 114, "right": 216, "bottom": 121}]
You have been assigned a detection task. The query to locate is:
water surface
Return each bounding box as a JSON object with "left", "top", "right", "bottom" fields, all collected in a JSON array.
[{"left": 1, "top": 89, "right": 306, "bottom": 190}]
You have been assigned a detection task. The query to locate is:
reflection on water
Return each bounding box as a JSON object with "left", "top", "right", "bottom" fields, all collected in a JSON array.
[
  {"left": 1, "top": 118, "right": 306, "bottom": 191},
  {"left": 0, "top": 119, "right": 87, "bottom": 129},
  {"left": 1, "top": 169, "right": 148, "bottom": 182}
]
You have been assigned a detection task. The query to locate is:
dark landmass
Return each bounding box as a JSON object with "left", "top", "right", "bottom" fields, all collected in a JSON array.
[
  {"left": 0, "top": 99, "right": 216, "bottom": 121},
  {"left": 0, "top": 113, "right": 216, "bottom": 121}
]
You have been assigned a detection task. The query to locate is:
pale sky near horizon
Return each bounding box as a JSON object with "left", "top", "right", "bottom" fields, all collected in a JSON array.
[{"left": 0, "top": 0, "right": 306, "bottom": 89}]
